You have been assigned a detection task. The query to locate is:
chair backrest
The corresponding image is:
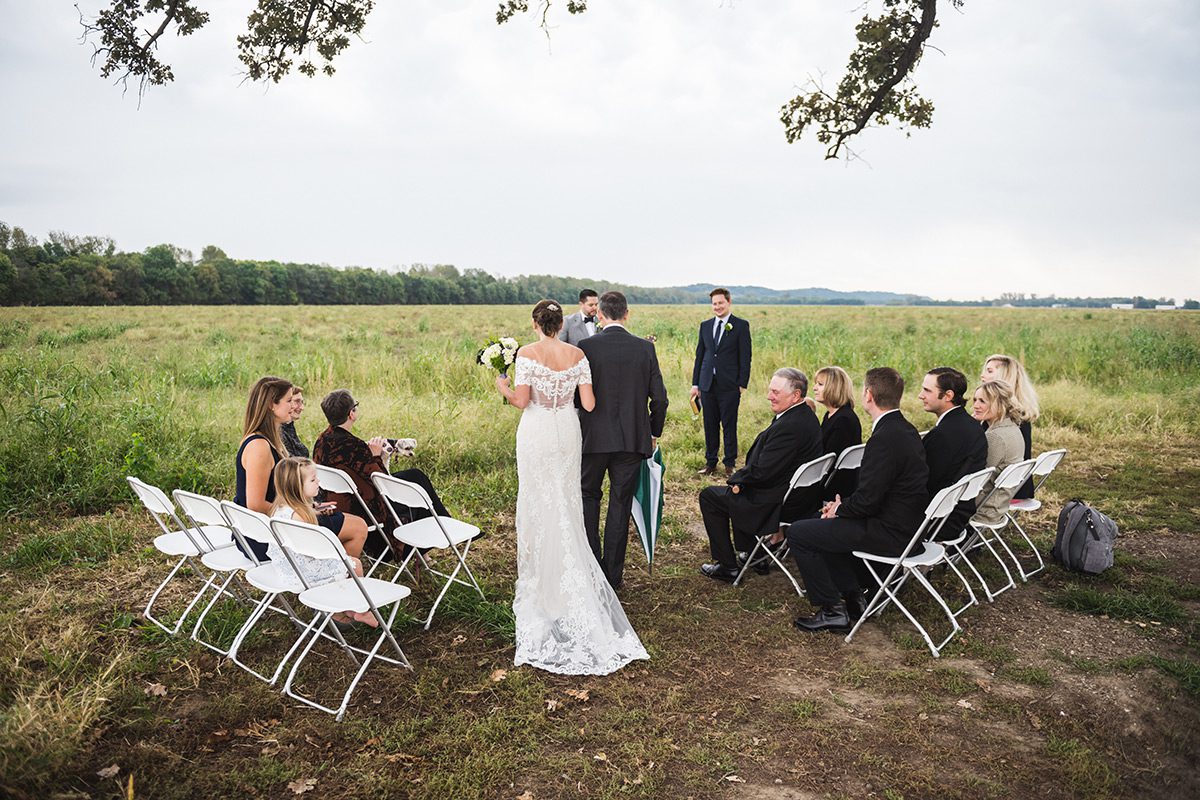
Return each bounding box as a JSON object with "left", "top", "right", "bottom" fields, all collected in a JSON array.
[
  {"left": 1031, "top": 448, "right": 1067, "bottom": 481},
  {"left": 788, "top": 452, "right": 837, "bottom": 492},
  {"left": 825, "top": 444, "right": 866, "bottom": 487},
  {"left": 957, "top": 467, "right": 996, "bottom": 504},
  {"left": 220, "top": 501, "right": 275, "bottom": 546},
  {"left": 172, "top": 489, "right": 231, "bottom": 550},
  {"left": 994, "top": 459, "right": 1037, "bottom": 491},
  {"left": 270, "top": 516, "right": 344, "bottom": 561},
  {"left": 315, "top": 465, "right": 383, "bottom": 531},
  {"left": 128, "top": 475, "right": 209, "bottom": 550},
  {"left": 371, "top": 473, "right": 436, "bottom": 515},
  {"left": 925, "top": 480, "right": 970, "bottom": 521}
]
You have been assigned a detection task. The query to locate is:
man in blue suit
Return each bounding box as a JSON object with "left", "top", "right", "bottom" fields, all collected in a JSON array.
[{"left": 690, "top": 287, "right": 752, "bottom": 476}]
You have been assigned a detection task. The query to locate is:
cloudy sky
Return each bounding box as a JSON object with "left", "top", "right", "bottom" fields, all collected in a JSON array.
[{"left": 2, "top": 1, "right": 1197, "bottom": 301}]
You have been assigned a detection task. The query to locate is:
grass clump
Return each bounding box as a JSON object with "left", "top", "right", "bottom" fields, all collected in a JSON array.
[
  {"left": 1044, "top": 735, "right": 1117, "bottom": 798},
  {"left": 1049, "top": 584, "right": 1187, "bottom": 625}
]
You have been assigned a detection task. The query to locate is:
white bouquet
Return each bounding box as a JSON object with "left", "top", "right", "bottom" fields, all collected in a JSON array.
[{"left": 477, "top": 336, "right": 519, "bottom": 377}]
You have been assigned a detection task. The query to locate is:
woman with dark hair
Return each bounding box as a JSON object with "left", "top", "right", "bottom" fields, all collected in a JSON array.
[
  {"left": 236, "top": 376, "right": 368, "bottom": 561},
  {"left": 280, "top": 386, "right": 310, "bottom": 458},
  {"left": 495, "top": 299, "right": 647, "bottom": 676}
]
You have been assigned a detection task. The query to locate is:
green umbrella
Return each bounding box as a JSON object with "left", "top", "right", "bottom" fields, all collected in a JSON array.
[{"left": 631, "top": 446, "right": 664, "bottom": 572}]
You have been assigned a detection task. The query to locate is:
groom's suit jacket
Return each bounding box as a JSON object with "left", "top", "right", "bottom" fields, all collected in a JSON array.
[
  {"left": 559, "top": 311, "right": 597, "bottom": 346},
  {"left": 692, "top": 313, "right": 751, "bottom": 393},
  {"left": 726, "top": 403, "right": 823, "bottom": 534},
  {"left": 578, "top": 326, "right": 668, "bottom": 458}
]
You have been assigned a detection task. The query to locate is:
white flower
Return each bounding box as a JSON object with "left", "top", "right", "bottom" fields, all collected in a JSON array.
[{"left": 500, "top": 337, "right": 518, "bottom": 349}]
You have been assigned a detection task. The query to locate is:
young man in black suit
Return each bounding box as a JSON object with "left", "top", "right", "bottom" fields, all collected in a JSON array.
[
  {"left": 698, "top": 368, "right": 823, "bottom": 582},
  {"left": 690, "top": 288, "right": 752, "bottom": 476},
  {"left": 578, "top": 291, "right": 669, "bottom": 590},
  {"left": 786, "top": 367, "right": 929, "bottom": 633},
  {"left": 918, "top": 367, "right": 988, "bottom": 541}
]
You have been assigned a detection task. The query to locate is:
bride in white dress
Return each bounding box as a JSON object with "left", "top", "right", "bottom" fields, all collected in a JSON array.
[{"left": 495, "top": 300, "right": 648, "bottom": 675}]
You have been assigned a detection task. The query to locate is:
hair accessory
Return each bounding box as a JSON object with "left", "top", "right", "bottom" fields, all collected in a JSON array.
[{"left": 547, "top": 304, "right": 559, "bottom": 311}]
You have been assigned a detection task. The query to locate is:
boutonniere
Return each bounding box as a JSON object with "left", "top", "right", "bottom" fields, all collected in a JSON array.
[{"left": 724, "top": 322, "right": 733, "bottom": 332}]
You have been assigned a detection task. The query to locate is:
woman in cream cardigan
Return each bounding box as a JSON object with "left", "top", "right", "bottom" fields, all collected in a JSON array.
[{"left": 971, "top": 379, "right": 1026, "bottom": 525}]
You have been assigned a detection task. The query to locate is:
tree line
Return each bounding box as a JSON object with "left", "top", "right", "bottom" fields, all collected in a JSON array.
[{"left": 0, "top": 222, "right": 1193, "bottom": 309}]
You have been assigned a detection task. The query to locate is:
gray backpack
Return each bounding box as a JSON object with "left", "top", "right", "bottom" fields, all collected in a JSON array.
[{"left": 1052, "top": 500, "right": 1118, "bottom": 574}]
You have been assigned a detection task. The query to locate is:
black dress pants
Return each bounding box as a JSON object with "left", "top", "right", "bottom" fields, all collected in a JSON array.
[
  {"left": 785, "top": 516, "right": 905, "bottom": 608},
  {"left": 701, "top": 387, "right": 741, "bottom": 467},
  {"left": 581, "top": 451, "right": 643, "bottom": 589},
  {"left": 699, "top": 485, "right": 758, "bottom": 569}
]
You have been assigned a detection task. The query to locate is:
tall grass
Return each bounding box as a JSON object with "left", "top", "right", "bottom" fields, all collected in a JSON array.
[{"left": 0, "top": 305, "right": 1196, "bottom": 519}]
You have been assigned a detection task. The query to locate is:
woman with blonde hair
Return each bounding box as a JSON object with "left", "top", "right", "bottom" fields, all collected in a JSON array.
[
  {"left": 980, "top": 354, "right": 1039, "bottom": 500},
  {"left": 270, "top": 457, "right": 374, "bottom": 626},
  {"left": 790, "top": 366, "right": 862, "bottom": 516},
  {"left": 970, "top": 380, "right": 1026, "bottom": 525}
]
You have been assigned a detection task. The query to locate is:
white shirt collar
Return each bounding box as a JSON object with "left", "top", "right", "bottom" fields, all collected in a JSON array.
[
  {"left": 872, "top": 408, "right": 899, "bottom": 432},
  {"left": 935, "top": 406, "right": 957, "bottom": 426},
  {"left": 775, "top": 402, "right": 801, "bottom": 420},
  {"left": 603, "top": 322, "right": 626, "bottom": 331}
]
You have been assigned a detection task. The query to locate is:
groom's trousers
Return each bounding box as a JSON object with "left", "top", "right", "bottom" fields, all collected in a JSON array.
[{"left": 581, "top": 451, "right": 643, "bottom": 590}]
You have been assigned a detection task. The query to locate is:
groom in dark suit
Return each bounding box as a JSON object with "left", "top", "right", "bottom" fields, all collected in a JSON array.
[
  {"left": 579, "top": 291, "right": 669, "bottom": 590},
  {"left": 691, "top": 288, "right": 752, "bottom": 476},
  {"left": 698, "top": 368, "right": 823, "bottom": 582}
]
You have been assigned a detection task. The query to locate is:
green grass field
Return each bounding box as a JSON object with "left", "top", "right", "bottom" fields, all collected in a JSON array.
[{"left": 1, "top": 305, "right": 1198, "bottom": 799}]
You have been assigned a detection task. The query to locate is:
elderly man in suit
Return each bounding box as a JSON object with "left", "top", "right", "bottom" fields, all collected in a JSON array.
[
  {"left": 918, "top": 366, "right": 987, "bottom": 541},
  {"left": 786, "top": 367, "right": 929, "bottom": 633},
  {"left": 698, "top": 368, "right": 823, "bottom": 582},
  {"left": 691, "top": 287, "right": 752, "bottom": 476},
  {"left": 578, "top": 291, "right": 669, "bottom": 590},
  {"left": 559, "top": 289, "right": 600, "bottom": 346}
]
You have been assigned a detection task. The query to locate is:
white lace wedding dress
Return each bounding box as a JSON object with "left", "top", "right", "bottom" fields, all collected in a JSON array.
[{"left": 511, "top": 355, "right": 649, "bottom": 675}]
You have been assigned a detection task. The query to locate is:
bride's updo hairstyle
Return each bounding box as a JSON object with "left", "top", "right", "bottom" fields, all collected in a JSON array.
[{"left": 532, "top": 299, "right": 564, "bottom": 336}]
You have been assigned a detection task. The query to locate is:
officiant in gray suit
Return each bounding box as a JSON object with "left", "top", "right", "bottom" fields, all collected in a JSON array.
[{"left": 559, "top": 289, "right": 600, "bottom": 346}]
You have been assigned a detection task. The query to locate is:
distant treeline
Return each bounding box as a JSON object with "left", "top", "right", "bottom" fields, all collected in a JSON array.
[{"left": 0, "top": 222, "right": 1194, "bottom": 308}]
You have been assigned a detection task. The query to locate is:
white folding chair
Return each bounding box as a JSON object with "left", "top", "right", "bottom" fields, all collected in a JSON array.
[
  {"left": 172, "top": 490, "right": 254, "bottom": 656},
  {"left": 927, "top": 468, "right": 994, "bottom": 614},
  {"left": 732, "top": 452, "right": 837, "bottom": 594},
  {"left": 960, "top": 460, "right": 1035, "bottom": 596},
  {"left": 1004, "top": 449, "right": 1068, "bottom": 580},
  {"left": 273, "top": 516, "right": 413, "bottom": 721},
  {"left": 844, "top": 480, "right": 970, "bottom": 657},
  {"left": 371, "top": 473, "right": 484, "bottom": 629},
  {"left": 127, "top": 476, "right": 229, "bottom": 636},
  {"left": 1008, "top": 448, "right": 1068, "bottom": 514},
  {"left": 220, "top": 502, "right": 325, "bottom": 686},
  {"left": 313, "top": 465, "right": 397, "bottom": 578},
  {"left": 969, "top": 458, "right": 1044, "bottom": 581},
  {"left": 824, "top": 443, "right": 865, "bottom": 497}
]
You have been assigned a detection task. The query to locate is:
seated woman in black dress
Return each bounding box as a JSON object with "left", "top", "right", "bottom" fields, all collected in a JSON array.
[
  {"left": 280, "top": 385, "right": 310, "bottom": 458},
  {"left": 980, "top": 354, "right": 1040, "bottom": 500},
  {"left": 777, "top": 366, "right": 863, "bottom": 526},
  {"left": 235, "top": 376, "right": 368, "bottom": 560},
  {"left": 313, "top": 389, "right": 452, "bottom": 559}
]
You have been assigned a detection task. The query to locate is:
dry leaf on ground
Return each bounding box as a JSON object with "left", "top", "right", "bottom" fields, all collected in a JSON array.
[
  {"left": 723, "top": 774, "right": 746, "bottom": 783},
  {"left": 97, "top": 764, "right": 120, "bottom": 779},
  {"left": 490, "top": 668, "right": 508, "bottom": 682},
  {"left": 288, "top": 777, "right": 318, "bottom": 794},
  {"left": 565, "top": 688, "right": 590, "bottom": 702},
  {"left": 144, "top": 682, "right": 167, "bottom": 697}
]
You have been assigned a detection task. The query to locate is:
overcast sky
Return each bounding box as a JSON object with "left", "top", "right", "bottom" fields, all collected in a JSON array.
[{"left": 1, "top": 1, "right": 1197, "bottom": 301}]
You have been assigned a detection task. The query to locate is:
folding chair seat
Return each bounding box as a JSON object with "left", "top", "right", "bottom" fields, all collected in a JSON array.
[
  {"left": 844, "top": 481, "right": 970, "bottom": 657},
  {"left": 172, "top": 490, "right": 254, "bottom": 656},
  {"left": 127, "top": 476, "right": 229, "bottom": 636},
  {"left": 732, "top": 451, "right": 836, "bottom": 594},
  {"left": 220, "top": 502, "right": 323, "bottom": 685},
  {"left": 273, "top": 517, "right": 413, "bottom": 721},
  {"left": 371, "top": 473, "right": 484, "bottom": 630},
  {"left": 313, "top": 464, "right": 397, "bottom": 578}
]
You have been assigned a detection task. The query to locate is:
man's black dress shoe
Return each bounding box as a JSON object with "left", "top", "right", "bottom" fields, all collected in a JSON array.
[
  {"left": 793, "top": 604, "right": 851, "bottom": 633},
  {"left": 723, "top": 465, "right": 734, "bottom": 477},
  {"left": 699, "top": 563, "right": 740, "bottom": 583},
  {"left": 697, "top": 465, "right": 717, "bottom": 476}
]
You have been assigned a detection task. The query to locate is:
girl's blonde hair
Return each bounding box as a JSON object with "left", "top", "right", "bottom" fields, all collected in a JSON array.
[
  {"left": 815, "top": 366, "right": 855, "bottom": 410},
  {"left": 271, "top": 457, "right": 318, "bottom": 525},
  {"left": 243, "top": 376, "right": 293, "bottom": 455},
  {"left": 975, "top": 379, "right": 1021, "bottom": 425},
  {"left": 982, "top": 354, "right": 1039, "bottom": 422}
]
